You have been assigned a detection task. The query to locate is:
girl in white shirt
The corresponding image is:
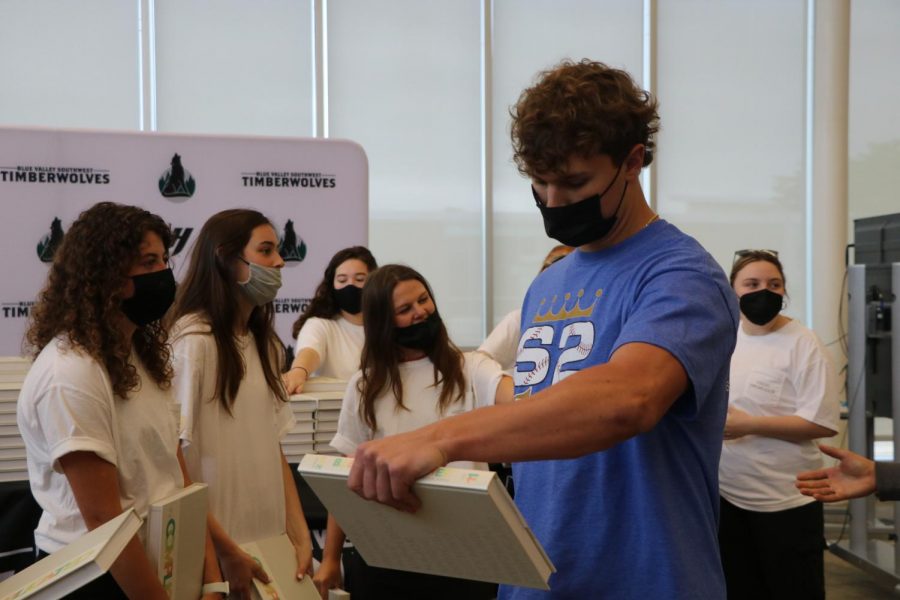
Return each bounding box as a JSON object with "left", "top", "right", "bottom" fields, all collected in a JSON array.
[
  {"left": 283, "top": 246, "right": 377, "bottom": 393},
  {"left": 719, "top": 250, "right": 839, "bottom": 600},
  {"left": 316, "top": 264, "right": 513, "bottom": 599},
  {"left": 168, "top": 209, "right": 312, "bottom": 599},
  {"left": 17, "top": 202, "right": 222, "bottom": 600}
]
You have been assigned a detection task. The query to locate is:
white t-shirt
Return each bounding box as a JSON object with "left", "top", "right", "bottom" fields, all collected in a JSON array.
[
  {"left": 478, "top": 309, "right": 521, "bottom": 374},
  {"left": 331, "top": 351, "right": 504, "bottom": 470},
  {"left": 172, "top": 315, "right": 295, "bottom": 544},
  {"left": 295, "top": 316, "right": 364, "bottom": 380},
  {"left": 719, "top": 319, "right": 840, "bottom": 512},
  {"left": 17, "top": 338, "right": 183, "bottom": 553}
]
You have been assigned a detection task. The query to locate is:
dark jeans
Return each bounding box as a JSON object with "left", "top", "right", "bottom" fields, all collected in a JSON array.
[
  {"left": 36, "top": 550, "right": 127, "bottom": 599},
  {"left": 718, "top": 497, "right": 825, "bottom": 600}
]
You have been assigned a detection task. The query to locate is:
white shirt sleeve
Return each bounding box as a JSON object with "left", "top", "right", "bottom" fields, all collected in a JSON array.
[
  {"left": 170, "top": 328, "right": 210, "bottom": 446},
  {"left": 36, "top": 384, "right": 118, "bottom": 471},
  {"left": 295, "top": 317, "right": 330, "bottom": 359},
  {"left": 465, "top": 351, "right": 505, "bottom": 409},
  {"left": 792, "top": 332, "right": 841, "bottom": 433},
  {"left": 330, "top": 371, "right": 370, "bottom": 456},
  {"left": 477, "top": 309, "right": 521, "bottom": 372}
]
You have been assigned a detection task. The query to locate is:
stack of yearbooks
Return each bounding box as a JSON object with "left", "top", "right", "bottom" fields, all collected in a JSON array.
[
  {"left": 0, "top": 357, "right": 31, "bottom": 483},
  {"left": 282, "top": 394, "right": 316, "bottom": 461},
  {"left": 282, "top": 377, "right": 347, "bottom": 462}
]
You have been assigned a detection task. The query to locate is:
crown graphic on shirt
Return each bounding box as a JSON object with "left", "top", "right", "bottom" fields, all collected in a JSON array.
[{"left": 533, "top": 289, "right": 603, "bottom": 323}]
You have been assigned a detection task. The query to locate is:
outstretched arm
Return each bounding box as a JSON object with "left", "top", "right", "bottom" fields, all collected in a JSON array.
[
  {"left": 724, "top": 407, "right": 836, "bottom": 442},
  {"left": 283, "top": 348, "right": 322, "bottom": 394},
  {"left": 348, "top": 342, "right": 687, "bottom": 512},
  {"left": 796, "top": 444, "right": 876, "bottom": 502}
]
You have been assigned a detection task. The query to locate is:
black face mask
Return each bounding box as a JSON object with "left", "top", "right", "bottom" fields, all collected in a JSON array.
[
  {"left": 739, "top": 289, "right": 783, "bottom": 326},
  {"left": 334, "top": 284, "right": 363, "bottom": 315},
  {"left": 121, "top": 268, "right": 176, "bottom": 327},
  {"left": 394, "top": 312, "right": 442, "bottom": 352},
  {"left": 533, "top": 162, "right": 626, "bottom": 247}
]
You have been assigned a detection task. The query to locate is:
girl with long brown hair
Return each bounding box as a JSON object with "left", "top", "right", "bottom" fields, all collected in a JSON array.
[
  {"left": 17, "top": 202, "right": 223, "bottom": 599},
  {"left": 283, "top": 246, "right": 377, "bottom": 394},
  {"left": 315, "top": 264, "right": 512, "bottom": 599},
  {"left": 168, "top": 209, "right": 312, "bottom": 598}
]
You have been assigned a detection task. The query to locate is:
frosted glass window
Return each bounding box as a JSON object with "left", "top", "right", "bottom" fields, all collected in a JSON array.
[
  {"left": 327, "top": 0, "right": 483, "bottom": 346},
  {"left": 848, "top": 0, "right": 900, "bottom": 227},
  {"left": 0, "top": 0, "right": 140, "bottom": 130},
  {"left": 491, "top": 0, "right": 644, "bottom": 327},
  {"left": 656, "top": 0, "right": 808, "bottom": 320},
  {"left": 154, "top": 0, "right": 313, "bottom": 136}
]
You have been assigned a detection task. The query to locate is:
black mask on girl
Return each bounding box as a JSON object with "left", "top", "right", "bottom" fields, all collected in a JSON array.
[
  {"left": 394, "top": 312, "right": 442, "bottom": 352},
  {"left": 334, "top": 285, "right": 363, "bottom": 315},
  {"left": 532, "top": 162, "right": 626, "bottom": 247},
  {"left": 122, "top": 268, "right": 176, "bottom": 327},
  {"left": 739, "top": 289, "right": 783, "bottom": 326}
]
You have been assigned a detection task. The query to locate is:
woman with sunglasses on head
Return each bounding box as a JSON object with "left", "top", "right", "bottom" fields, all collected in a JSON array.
[
  {"left": 168, "top": 209, "right": 312, "bottom": 600},
  {"left": 17, "top": 202, "right": 224, "bottom": 599},
  {"left": 315, "top": 264, "right": 513, "bottom": 599},
  {"left": 719, "top": 250, "right": 839, "bottom": 600},
  {"left": 283, "top": 246, "right": 377, "bottom": 394}
]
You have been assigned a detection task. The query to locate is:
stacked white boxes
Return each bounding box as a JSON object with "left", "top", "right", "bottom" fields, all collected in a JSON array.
[
  {"left": 0, "top": 357, "right": 31, "bottom": 482},
  {"left": 1, "top": 362, "right": 351, "bottom": 476},
  {"left": 282, "top": 377, "right": 347, "bottom": 461}
]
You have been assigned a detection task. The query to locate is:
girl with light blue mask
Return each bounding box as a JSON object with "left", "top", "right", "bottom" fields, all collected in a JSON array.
[{"left": 167, "top": 209, "right": 313, "bottom": 598}]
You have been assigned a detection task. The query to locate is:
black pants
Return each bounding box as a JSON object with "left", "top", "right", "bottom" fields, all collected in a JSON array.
[
  {"left": 718, "top": 497, "right": 825, "bottom": 600},
  {"left": 343, "top": 547, "right": 497, "bottom": 600},
  {"left": 36, "top": 550, "right": 127, "bottom": 599}
]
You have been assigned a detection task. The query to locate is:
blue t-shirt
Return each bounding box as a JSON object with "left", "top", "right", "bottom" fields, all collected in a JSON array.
[{"left": 502, "top": 221, "right": 738, "bottom": 600}]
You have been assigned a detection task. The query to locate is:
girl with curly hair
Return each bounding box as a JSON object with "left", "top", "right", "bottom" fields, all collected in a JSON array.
[
  {"left": 17, "top": 202, "right": 222, "bottom": 599},
  {"left": 168, "top": 209, "right": 312, "bottom": 598},
  {"left": 314, "top": 264, "right": 513, "bottom": 599},
  {"left": 283, "top": 246, "right": 377, "bottom": 394}
]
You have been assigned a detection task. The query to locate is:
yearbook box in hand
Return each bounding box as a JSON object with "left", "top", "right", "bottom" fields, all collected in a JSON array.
[
  {"left": 239, "top": 534, "right": 319, "bottom": 600},
  {"left": 298, "top": 454, "right": 555, "bottom": 590},
  {"left": 145, "top": 483, "right": 208, "bottom": 600},
  {"left": 0, "top": 509, "right": 141, "bottom": 600}
]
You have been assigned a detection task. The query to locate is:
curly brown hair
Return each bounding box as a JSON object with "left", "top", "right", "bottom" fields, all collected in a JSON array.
[
  {"left": 25, "top": 202, "right": 174, "bottom": 398},
  {"left": 511, "top": 59, "right": 660, "bottom": 177}
]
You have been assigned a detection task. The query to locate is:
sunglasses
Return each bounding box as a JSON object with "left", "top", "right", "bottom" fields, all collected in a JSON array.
[{"left": 732, "top": 249, "right": 778, "bottom": 265}]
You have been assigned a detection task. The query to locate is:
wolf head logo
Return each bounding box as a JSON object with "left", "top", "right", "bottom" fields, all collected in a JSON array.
[
  {"left": 159, "top": 153, "right": 196, "bottom": 199},
  {"left": 36, "top": 217, "right": 65, "bottom": 263},
  {"left": 279, "top": 219, "right": 307, "bottom": 262}
]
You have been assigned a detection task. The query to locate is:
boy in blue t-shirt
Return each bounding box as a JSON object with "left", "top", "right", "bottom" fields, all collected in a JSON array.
[{"left": 346, "top": 59, "right": 738, "bottom": 599}]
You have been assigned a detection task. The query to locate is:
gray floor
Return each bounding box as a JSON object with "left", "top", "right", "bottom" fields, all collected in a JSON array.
[
  {"left": 824, "top": 500, "right": 900, "bottom": 599},
  {"left": 826, "top": 550, "right": 897, "bottom": 599}
]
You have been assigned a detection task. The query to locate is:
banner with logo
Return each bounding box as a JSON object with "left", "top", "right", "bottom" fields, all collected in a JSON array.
[{"left": 0, "top": 127, "right": 368, "bottom": 357}]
